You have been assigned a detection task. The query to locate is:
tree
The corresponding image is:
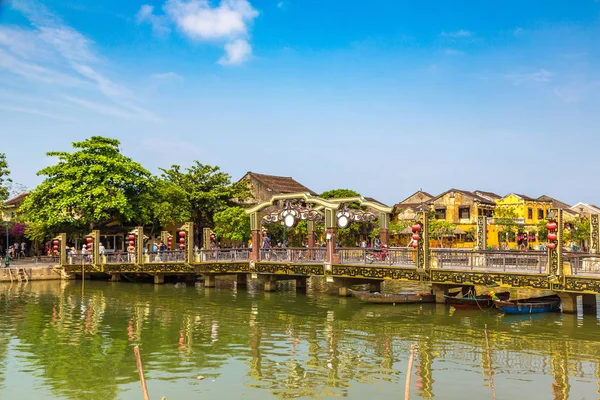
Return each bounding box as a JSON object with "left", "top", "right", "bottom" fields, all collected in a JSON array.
[
  {"left": 158, "top": 162, "right": 251, "bottom": 229},
  {"left": 19, "top": 136, "right": 151, "bottom": 233},
  {"left": 143, "top": 177, "right": 192, "bottom": 232},
  {"left": 213, "top": 207, "right": 251, "bottom": 246},
  {"left": 0, "top": 153, "right": 11, "bottom": 204},
  {"left": 429, "top": 219, "right": 456, "bottom": 248},
  {"left": 493, "top": 207, "right": 519, "bottom": 246}
]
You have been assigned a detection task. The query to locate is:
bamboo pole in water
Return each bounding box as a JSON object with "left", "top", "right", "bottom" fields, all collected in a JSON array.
[
  {"left": 405, "top": 344, "right": 415, "bottom": 400},
  {"left": 484, "top": 324, "right": 497, "bottom": 400},
  {"left": 134, "top": 345, "right": 150, "bottom": 400}
]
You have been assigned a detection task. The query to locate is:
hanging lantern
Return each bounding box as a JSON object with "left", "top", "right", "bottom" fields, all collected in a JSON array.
[
  {"left": 411, "top": 241, "right": 418, "bottom": 248},
  {"left": 53, "top": 244, "right": 59, "bottom": 250},
  {"left": 547, "top": 233, "right": 557, "bottom": 241},
  {"left": 548, "top": 242, "right": 556, "bottom": 250},
  {"left": 179, "top": 244, "right": 185, "bottom": 249},
  {"left": 53, "top": 240, "right": 59, "bottom": 246},
  {"left": 412, "top": 234, "right": 420, "bottom": 241},
  {"left": 129, "top": 240, "right": 135, "bottom": 246},
  {"left": 412, "top": 223, "right": 421, "bottom": 232},
  {"left": 179, "top": 237, "right": 185, "bottom": 244},
  {"left": 179, "top": 231, "right": 186, "bottom": 237},
  {"left": 210, "top": 233, "right": 215, "bottom": 241},
  {"left": 86, "top": 237, "right": 93, "bottom": 243},
  {"left": 546, "top": 221, "right": 557, "bottom": 231},
  {"left": 128, "top": 234, "right": 135, "bottom": 241}
]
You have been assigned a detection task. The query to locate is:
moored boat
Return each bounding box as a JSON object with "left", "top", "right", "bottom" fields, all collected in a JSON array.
[
  {"left": 495, "top": 295, "right": 561, "bottom": 314},
  {"left": 349, "top": 290, "right": 435, "bottom": 304},
  {"left": 445, "top": 292, "right": 510, "bottom": 310}
]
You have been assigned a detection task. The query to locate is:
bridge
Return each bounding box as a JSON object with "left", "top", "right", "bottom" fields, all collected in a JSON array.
[{"left": 55, "top": 192, "right": 600, "bottom": 314}]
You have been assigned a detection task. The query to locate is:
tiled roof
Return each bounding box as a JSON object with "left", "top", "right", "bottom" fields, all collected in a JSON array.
[
  {"left": 4, "top": 192, "right": 29, "bottom": 207},
  {"left": 432, "top": 188, "right": 496, "bottom": 205},
  {"left": 513, "top": 193, "right": 537, "bottom": 202},
  {"left": 536, "top": 195, "right": 571, "bottom": 209},
  {"left": 473, "top": 190, "right": 502, "bottom": 201},
  {"left": 365, "top": 197, "right": 388, "bottom": 207},
  {"left": 243, "top": 172, "right": 317, "bottom": 195},
  {"left": 397, "top": 190, "right": 433, "bottom": 205}
]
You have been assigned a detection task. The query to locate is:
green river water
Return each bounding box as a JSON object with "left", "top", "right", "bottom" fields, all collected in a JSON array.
[{"left": 0, "top": 279, "right": 599, "bottom": 400}]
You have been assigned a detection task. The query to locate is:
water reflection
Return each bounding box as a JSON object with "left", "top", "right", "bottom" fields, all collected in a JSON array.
[{"left": 0, "top": 280, "right": 598, "bottom": 399}]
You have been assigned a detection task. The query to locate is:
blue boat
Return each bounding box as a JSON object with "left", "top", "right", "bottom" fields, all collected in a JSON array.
[{"left": 495, "top": 295, "right": 561, "bottom": 314}]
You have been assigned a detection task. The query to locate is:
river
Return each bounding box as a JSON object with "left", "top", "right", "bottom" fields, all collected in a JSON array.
[{"left": 0, "top": 279, "right": 599, "bottom": 399}]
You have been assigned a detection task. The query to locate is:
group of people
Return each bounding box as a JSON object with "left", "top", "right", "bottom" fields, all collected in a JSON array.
[{"left": 2, "top": 242, "right": 27, "bottom": 259}]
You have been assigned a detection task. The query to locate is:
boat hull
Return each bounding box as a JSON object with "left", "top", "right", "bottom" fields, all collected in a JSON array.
[
  {"left": 350, "top": 290, "right": 435, "bottom": 304},
  {"left": 445, "top": 292, "right": 510, "bottom": 310},
  {"left": 495, "top": 295, "right": 561, "bottom": 314}
]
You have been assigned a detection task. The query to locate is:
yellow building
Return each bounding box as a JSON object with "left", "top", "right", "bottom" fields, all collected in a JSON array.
[{"left": 429, "top": 189, "right": 498, "bottom": 248}]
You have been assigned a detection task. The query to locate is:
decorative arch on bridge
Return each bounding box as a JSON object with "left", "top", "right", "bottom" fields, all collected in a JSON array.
[{"left": 244, "top": 192, "right": 393, "bottom": 262}]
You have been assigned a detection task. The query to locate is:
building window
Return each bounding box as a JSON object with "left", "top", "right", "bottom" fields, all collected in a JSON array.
[
  {"left": 527, "top": 208, "right": 533, "bottom": 219},
  {"left": 538, "top": 209, "right": 544, "bottom": 219},
  {"left": 459, "top": 207, "right": 470, "bottom": 219},
  {"left": 435, "top": 208, "right": 446, "bottom": 220}
]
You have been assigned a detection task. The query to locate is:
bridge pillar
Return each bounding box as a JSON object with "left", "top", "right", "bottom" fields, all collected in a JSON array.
[
  {"left": 307, "top": 221, "right": 315, "bottom": 249},
  {"left": 110, "top": 273, "right": 121, "bottom": 282},
  {"left": 476, "top": 216, "right": 487, "bottom": 250},
  {"left": 590, "top": 215, "right": 599, "bottom": 254},
  {"left": 204, "top": 274, "right": 216, "bottom": 288},
  {"left": 379, "top": 212, "right": 390, "bottom": 247},
  {"left": 582, "top": 294, "right": 597, "bottom": 314},
  {"left": 249, "top": 212, "right": 261, "bottom": 261},
  {"left": 264, "top": 276, "right": 278, "bottom": 292},
  {"left": 431, "top": 284, "right": 449, "bottom": 304},
  {"left": 557, "top": 292, "right": 577, "bottom": 313},
  {"left": 326, "top": 228, "right": 339, "bottom": 264},
  {"left": 236, "top": 273, "right": 247, "bottom": 287},
  {"left": 296, "top": 276, "right": 307, "bottom": 292},
  {"left": 154, "top": 274, "right": 165, "bottom": 285}
]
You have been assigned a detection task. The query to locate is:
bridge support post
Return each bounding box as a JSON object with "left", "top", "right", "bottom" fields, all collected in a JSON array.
[
  {"left": 204, "top": 274, "right": 216, "bottom": 288},
  {"left": 264, "top": 276, "right": 277, "bottom": 292},
  {"left": 431, "top": 284, "right": 448, "bottom": 304},
  {"left": 590, "top": 215, "right": 599, "bottom": 254},
  {"left": 296, "top": 276, "right": 307, "bottom": 292},
  {"left": 476, "top": 216, "right": 487, "bottom": 250},
  {"left": 154, "top": 274, "right": 165, "bottom": 284},
  {"left": 307, "top": 221, "right": 315, "bottom": 249},
  {"left": 110, "top": 273, "right": 120, "bottom": 282},
  {"left": 582, "top": 294, "right": 597, "bottom": 314},
  {"left": 249, "top": 212, "right": 261, "bottom": 261},
  {"left": 379, "top": 212, "right": 390, "bottom": 247},
  {"left": 236, "top": 273, "right": 247, "bottom": 287},
  {"left": 557, "top": 292, "right": 577, "bottom": 313}
]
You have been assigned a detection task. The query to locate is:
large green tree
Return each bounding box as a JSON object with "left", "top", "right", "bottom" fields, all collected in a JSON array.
[
  {"left": 493, "top": 207, "right": 519, "bottom": 245},
  {"left": 320, "top": 188, "right": 372, "bottom": 246},
  {"left": 20, "top": 136, "right": 151, "bottom": 233},
  {"left": 213, "top": 206, "right": 251, "bottom": 246},
  {"left": 0, "top": 153, "right": 11, "bottom": 204},
  {"left": 157, "top": 162, "right": 251, "bottom": 229}
]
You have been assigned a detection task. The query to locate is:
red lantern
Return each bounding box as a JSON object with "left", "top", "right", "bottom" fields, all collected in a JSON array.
[
  {"left": 179, "top": 231, "right": 186, "bottom": 237},
  {"left": 53, "top": 245, "right": 59, "bottom": 250},
  {"left": 167, "top": 237, "right": 172, "bottom": 242},
  {"left": 128, "top": 234, "right": 135, "bottom": 241},
  {"left": 129, "top": 240, "right": 135, "bottom": 246},
  {"left": 548, "top": 242, "right": 556, "bottom": 249},
  {"left": 86, "top": 237, "right": 93, "bottom": 243},
  {"left": 412, "top": 234, "right": 420, "bottom": 241},
  {"left": 53, "top": 240, "right": 59, "bottom": 245},
  {"left": 546, "top": 222, "right": 557, "bottom": 231},
  {"left": 210, "top": 233, "right": 215, "bottom": 241},
  {"left": 179, "top": 238, "right": 185, "bottom": 244},
  {"left": 411, "top": 241, "right": 418, "bottom": 248},
  {"left": 412, "top": 224, "right": 421, "bottom": 232},
  {"left": 547, "top": 233, "right": 557, "bottom": 241},
  {"left": 179, "top": 244, "right": 185, "bottom": 249}
]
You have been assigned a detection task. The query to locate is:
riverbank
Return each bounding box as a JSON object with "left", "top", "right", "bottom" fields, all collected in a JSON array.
[{"left": 0, "top": 265, "right": 62, "bottom": 282}]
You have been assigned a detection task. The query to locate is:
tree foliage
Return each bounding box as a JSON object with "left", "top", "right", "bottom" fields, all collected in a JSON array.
[
  {"left": 213, "top": 207, "right": 251, "bottom": 246},
  {"left": 320, "top": 188, "right": 372, "bottom": 246},
  {"left": 158, "top": 162, "right": 251, "bottom": 228},
  {"left": 429, "top": 219, "right": 456, "bottom": 247},
  {"left": 19, "top": 136, "right": 151, "bottom": 233},
  {"left": 493, "top": 207, "right": 519, "bottom": 244},
  {"left": 0, "top": 153, "right": 11, "bottom": 203}
]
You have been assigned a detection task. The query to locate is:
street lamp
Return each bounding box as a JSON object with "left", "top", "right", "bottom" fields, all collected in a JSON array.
[{"left": 2, "top": 210, "right": 11, "bottom": 268}]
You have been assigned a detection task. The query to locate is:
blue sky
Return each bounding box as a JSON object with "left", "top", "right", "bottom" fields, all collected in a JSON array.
[{"left": 1, "top": 0, "right": 600, "bottom": 206}]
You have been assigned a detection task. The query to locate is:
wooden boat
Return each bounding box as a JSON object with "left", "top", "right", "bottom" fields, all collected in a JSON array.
[
  {"left": 349, "top": 290, "right": 435, "bottom": 304},
  {"left": 495, "top": 295, "right": 561, "bottom": 314},
  {"left": 445, "top": 292, "right": 510, "bottom": 310}
]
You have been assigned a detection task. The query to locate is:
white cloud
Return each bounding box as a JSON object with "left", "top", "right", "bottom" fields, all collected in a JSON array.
[
  {"left": 136, "top": 4, "right": 171, "bottom": 35},
  {"left": 218, "top": 38, "right": 252, "bottom": 65},
  {"left": 0, "top": 104, "right": 75, "bottom": 121},
  {"left": 444, "top": 49, "right": 464, "bottom": 56},
  {"left": 277, "top": 2, "right": 283, "bottom": 8},
  {"left": 151, "top": 72, "right": 182, "bottom": 80},
  {"left": 440, "top": 30, "right": 473, "bottom": 38},
  {"left": 137, "top": 0, "right": 259, "bottom": 65},
  {"left": 505, "top": 69, "right": 553, "bottom": 85},
  {"left": 0, "top": 1, "right": 157, "bottom": 121}
]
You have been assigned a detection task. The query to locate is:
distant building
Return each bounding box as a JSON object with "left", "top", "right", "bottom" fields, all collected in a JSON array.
[
  {"left": 238, "top": 172, "right": 317, "bottom": 204},
  {"left": 393, "top": 190, "right": 434, "bottom": 221},
  {"left": 570, "top": 202, "right": 600, "bottom": 216}
]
